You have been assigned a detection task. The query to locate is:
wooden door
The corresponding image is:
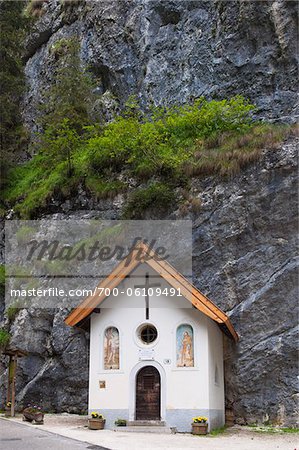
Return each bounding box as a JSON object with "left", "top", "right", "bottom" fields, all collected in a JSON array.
[{"left": 136, "top": 366, "right": 161, "bottom": 420}]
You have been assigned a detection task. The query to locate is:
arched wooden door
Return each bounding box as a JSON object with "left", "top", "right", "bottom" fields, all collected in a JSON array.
[{"left": 136, "top": 366, "right": 161, "bottom": 420}]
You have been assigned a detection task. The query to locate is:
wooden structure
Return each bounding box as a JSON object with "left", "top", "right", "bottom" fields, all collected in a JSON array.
[
  {"left": 65, "top": 241, "right": 238, "bottom": 342},
  {"left": 4, "top": 348, "right": 28, "bottom": 417},
  {"left": 136, "top": 366, "right": 161, "bottom": 420}
]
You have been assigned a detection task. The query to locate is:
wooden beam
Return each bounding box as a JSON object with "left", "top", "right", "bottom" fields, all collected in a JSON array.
[
  {"left": 223, "top": 318, "right": 239, "bottom": 342},
  {"left": 65, "top": 247, "right": 142, "bottom": 326},
  {"left": 144, "top": 253, "right": 238, "bottom": 341},
  {"left": 141, "top": 243, "right": 228, "bottom": 322}
]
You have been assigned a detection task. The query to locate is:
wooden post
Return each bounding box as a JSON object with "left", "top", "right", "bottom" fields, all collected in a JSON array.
[
  {"left": 4, "top": 348, "right": 27, "bottom": 417},
  {"left": 6, "top": 356, "right": 12, "bottom": 415},
  {"left": 11, "top": 354, "right": 17, "bottom": 417}
]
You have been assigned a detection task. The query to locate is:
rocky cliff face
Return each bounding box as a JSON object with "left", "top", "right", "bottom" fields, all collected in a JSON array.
[
  {"left": 192, "top": 138, "right": 298, "bottom": 425},
  {"left": 24, "top": 0, "right": 298, "bottom": 134},
  {"left": 0, "top": 0, "right": 298, "bottom": 426}
]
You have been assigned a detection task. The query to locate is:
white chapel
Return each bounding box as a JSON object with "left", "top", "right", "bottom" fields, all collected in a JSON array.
[{"left": 65, "top": 242, "right": 238, "bottom": 432}]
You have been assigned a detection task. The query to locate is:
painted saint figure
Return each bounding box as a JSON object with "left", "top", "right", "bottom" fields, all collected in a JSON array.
[
  {"left": 176, "top": 324, "right": 194, "bottom": 367},
  {"left": 104, "top": 327, "right": 119, "bottom": 369}
]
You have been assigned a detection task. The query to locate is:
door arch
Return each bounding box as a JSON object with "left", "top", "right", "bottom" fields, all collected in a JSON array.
[{"left": 136, "top": 366, "right": 161, "bottom": 420}]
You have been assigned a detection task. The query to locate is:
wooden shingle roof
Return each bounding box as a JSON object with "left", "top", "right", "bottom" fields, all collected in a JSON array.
[{"left": 64, "top": 241, "right": 238, "bottom": 341}]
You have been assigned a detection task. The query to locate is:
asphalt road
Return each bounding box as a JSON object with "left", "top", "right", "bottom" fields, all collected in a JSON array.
[{"left": 0, "top": 419, "right": 111, "bottom": 450}]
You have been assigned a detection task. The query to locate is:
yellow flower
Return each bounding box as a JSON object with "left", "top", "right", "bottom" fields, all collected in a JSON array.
[{"left": 193, "top": 415, "right": 208, "bottom": 423}]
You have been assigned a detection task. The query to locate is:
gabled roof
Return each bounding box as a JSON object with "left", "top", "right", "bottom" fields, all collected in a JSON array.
[{"left": 64, "top": 242, "right": 238, "bottom": 342}]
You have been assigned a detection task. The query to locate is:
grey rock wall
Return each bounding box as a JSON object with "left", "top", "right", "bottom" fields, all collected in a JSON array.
[
  {"left": 23, "top": 0, "right": 298, "bottom": 134},
  {"left": 191, "top": 138, "right": 298, "bottom": 426}
]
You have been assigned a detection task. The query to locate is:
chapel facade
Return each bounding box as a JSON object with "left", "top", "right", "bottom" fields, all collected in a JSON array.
[{"left": 65, "top": 242, "right": 238, "bottom": 432}]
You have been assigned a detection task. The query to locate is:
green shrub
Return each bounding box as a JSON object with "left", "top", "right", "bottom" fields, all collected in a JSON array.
[
  {"left": 85, "top": 177, "right": 125, "bottom": 200},
  {"left": 4, "top": 95, "right": 293, "bottom": 218},
  {"left": 114, "top": 418, "right": 127, "bottom": 426},
  {"left": 0, "top": 329, "right": 10, "bottom": 349},
  {"left": 0, "top": 265, "right": 5, "bottom": 296},
  {"left": 0, "top": 2, "right": 29, "bottom": 190},
  {"left": 24, "top": 0, "right": 46, "bottom": 18},
  {"left": 123, "top": 182, "right": 175, "bottom": 219},
  {"left": 5, "top": 304, "right": 20, "bottom": 321},
  {"left": 16, "top": 225, "right": 36, "bottom": 244}
]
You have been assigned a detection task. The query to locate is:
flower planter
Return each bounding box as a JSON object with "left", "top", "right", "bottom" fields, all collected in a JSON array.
[
  {"left": 88, "top": 418, "right": 106, "bottom": 430},
  {"left": 23, "top": 412, "right": 34, "bottom": 422},
  {"left": 192, "top": 422, "right": 208, "bottom": 435},
  {"left": 23, "top": 408, "right": 44, "bottom": 424},
  {"left": 5, "top": 407, "right": 11, "bottom": 418},
  {"left": 225, "top": 409, "right": 234, "bottom": 427},
  {"left": 33, "top": 412, "right": 44, "bottom": 424}
]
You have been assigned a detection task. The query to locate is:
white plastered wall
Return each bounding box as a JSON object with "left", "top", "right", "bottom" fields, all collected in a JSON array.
[{"left": 88, "top": 263, "right": 224, "bottom": 422}]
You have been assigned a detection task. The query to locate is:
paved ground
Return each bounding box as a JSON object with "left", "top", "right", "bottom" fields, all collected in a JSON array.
[
  {"left": 1, "top": 415, "right": 298, "bottom": 450},
  {"left": 0, "top": 418, "right": 110, "bottom": 450}
]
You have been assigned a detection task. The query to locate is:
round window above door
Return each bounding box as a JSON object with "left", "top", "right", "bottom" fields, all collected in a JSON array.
[{"left": 137, "top": 324, "right": 158, "bottom": 345}]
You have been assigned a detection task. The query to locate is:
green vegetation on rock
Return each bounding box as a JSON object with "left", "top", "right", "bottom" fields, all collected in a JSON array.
[
  {"left": 4, "top": 94, "right": 293, "bottom": 218},
  {"left": 5, "top": 303, "right": 20, "bottom": 322},
  {"left": 0, "top": 265, "right": 5, "bottom": 297},
  {"left": 0, "top": 328, "right": 10, "bottom": 349},
  {"left": 123, "top": 182, "right": 175, "bottom": 219},
  {"left": 2, "top": 36, "right": 294, "bottom": 221},
  {"left": 24, "top": 0, "right": 46, "bottom": 18},
  {"left": 0, "top": 1, "right": 29, "bottom": 191}
]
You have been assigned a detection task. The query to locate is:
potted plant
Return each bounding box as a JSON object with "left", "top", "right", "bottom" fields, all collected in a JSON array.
[
  {"left": 23, "top": 405, "right": 44, "bottom": 424},
  {"left": 5, "top": 401, "right": 11, "bottom": 417},
  {"left": 191, "top": 416, "right": 208, "bottom": 435},
  {"left": 88, "top": 412, "right": 106, "bottom": 430},
  {"left": 114, "top": 418, "right": 127, "bottom": 427}
]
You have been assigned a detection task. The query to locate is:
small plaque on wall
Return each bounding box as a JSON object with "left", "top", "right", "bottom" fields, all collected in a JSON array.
[
  {"left": 99, "top": 380, "right": 106, "bottom": 389},
  {"left": 139, "top": 349, "right": 155, "bottom": 360}
]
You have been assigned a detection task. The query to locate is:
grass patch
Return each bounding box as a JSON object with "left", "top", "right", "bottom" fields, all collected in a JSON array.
[
  {"left": 3, "top": 97, "right": 294, "bottom": 218},
  {"left": 281, "top": 427, "right": 299, "bottom": 433},
  {"left": 183, "top": 123, "right": 292, "bottom": 178},
  {"left": 5, "top": 304, "right": 20, "bottom": 321},
  {"left": 85, "top": 177, "right": 125, "bottom": 200},
  {"left": 247, "top": 425, "right": 299, "bottom": 434},
  {"left": 24, "top": 0, "right": 46, "bottom": 18},
  {"left": 209, "top": 425, "right": 228, "bottom": 436}
]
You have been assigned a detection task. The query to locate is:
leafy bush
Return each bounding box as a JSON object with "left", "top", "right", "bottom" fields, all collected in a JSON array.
[
  {"left": 3, "top": 94, "right": 293, "bottom": 218},
  {"left": 123, "top": 182, "right": 175, "bottom": 219},
  {"left": 5, "top": 304, "right": 20, "bottom": 321},
  {"left": 85, "top": 177, "right": 125, "bottom": 200},
  {"left": 115, "top": 418, "right": 127, "bottom": 426},
  {"left": 0, "top": 1, "right": 29, "bottom": 190},
  {"left": 0, "top": 329, "right": 10, "bottom": 349},
  {"left": 0, "top": 265, "right": 5, "bottom": 296}
]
